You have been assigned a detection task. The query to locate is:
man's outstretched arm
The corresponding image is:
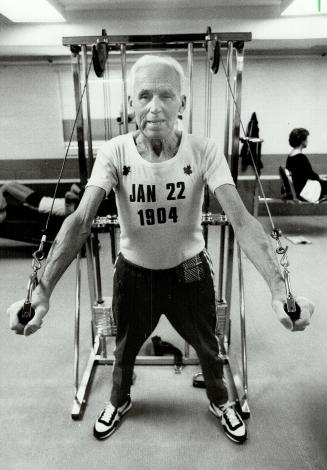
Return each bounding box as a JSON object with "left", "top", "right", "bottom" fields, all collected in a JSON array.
[
  {"left": 8, "top": 186, "right": 106, "bottom": 336},
  {"left": 215, "top": 184, "right": 314, "bottom": 332}
]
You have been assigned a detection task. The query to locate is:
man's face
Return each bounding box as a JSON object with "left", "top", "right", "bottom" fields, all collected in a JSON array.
[{"left": 130, "top": 63, "right": 186, "bottom": 140}]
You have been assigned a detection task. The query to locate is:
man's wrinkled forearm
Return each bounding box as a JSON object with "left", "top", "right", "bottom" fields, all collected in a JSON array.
[
  {"left": 234, "top": 217, "right": 285, "bottom": 300},
  {"left": 39, "top": 214, "right": 91, "bottom": 297}
]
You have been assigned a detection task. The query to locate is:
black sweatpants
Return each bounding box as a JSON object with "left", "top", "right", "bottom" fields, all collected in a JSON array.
[{"left": 110, "top": 251, "right": 228, "bottom": 407}]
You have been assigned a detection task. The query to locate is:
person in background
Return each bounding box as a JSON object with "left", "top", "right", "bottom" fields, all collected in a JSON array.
[
  {"left": 0, "top": 182, "right": 80, "bottom": 223},
  {"left": 286, "top": 128, "right": 327, "bottom": 201}
]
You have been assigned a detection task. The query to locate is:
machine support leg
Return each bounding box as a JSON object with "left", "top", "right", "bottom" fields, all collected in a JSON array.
[
  {"left": 237, "top": 243, "right": 250, "bottom": 417},
  {"left": 218, "top": 224, "right": 226, "bottom": 302},
  {"left": 224, "top": 225, "right": 234, "bottom": 350},
  {"left": 85, "top": 237, "right": 96, "bottom": 307},
  {"left": 109, "top": 226, "right": 117, "bottom": 264},
  {"left": 72, "top": 253, "right": 102, "bottom": 420},
  {"left": 71, "top": 338, "right": 101, "bottom": 420},
  {"left": 93, "top": 232, "right": 103, "bottom": 304},
  {"left": 73, "top": 252, "right": 81, "bottom": 401}
]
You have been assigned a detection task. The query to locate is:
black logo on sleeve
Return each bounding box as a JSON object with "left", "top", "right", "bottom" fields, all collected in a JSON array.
[
  {"left": 183, "top": 165, "right": 192, "bottom": 175},
  {"left": 123, "top": 165, "right": 131, "bottom": 176}
]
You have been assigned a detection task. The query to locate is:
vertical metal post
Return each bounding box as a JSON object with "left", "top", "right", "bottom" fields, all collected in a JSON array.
[
  {"left": 202, "top": 217, "right": 209, "bottom": 249},
  {"left": 185, "top": 42, "right": 194, "bottom": 359},
  {"left": 120, "top": 43, "right": 129, "bottom": 134},
  {"left": 221, "top": 43, "right": 234, "bottom": 345},
  {"left": 81, "top": 45, "right": 94, "bottom": 176},
  {"left": 93, "top": 231, "right": 104, "bottom": 304},
  {"left": 73, "top": 252, "right": 81, "bottom": 400},
  {"left": 224, "top": 226, "right": 234, "bottom": 351},
  {"left": 109, "top": 226, "right": 117, "bottom": 265},
  {"left": 224, "top": 41, "right": 233, "bottom": 164},
  {"left": 230, "top": 43, "right": 245, "bottom": 184},
  {"left": 252, "top": 140, "right": 263, "bottom": 216},
  {"left": 224, "top": 43, "right": 245, "bottom": 351},
  {"left": 85, "top": 236, "right": 97, "bottom": 342},
  {"left": 71, "top": 48, "right": 88, "bottom": 187},
  {"left": 204, "top": 58, "right": 212, "bottom": 138},
  {"left": 218, "top": 224, "right": 226, "bottom": 302},
  {"left": 237, "top": 243, "right": 249, "bottom": 415},
  {"left": 187, "top": 42, "right": 193, "bottom": 133},
  {"left": 202, "top": 53, "right": 212, "bottom": 248},
  {"left": 85, "top": 236, "right": 96, "bottom": 301}
]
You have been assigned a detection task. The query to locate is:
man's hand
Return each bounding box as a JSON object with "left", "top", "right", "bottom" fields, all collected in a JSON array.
[
  {"left": 215, "top": 186, "right": 315, "bottom": 333},
  {"left": 7, "top": 286, "right": 50, "bottom": 336},
  {"left": 272, "top": 296, "right": 314, "bottom": 332},
  {"left": 7, "top": 186, "right": 105, "bottom": 338}
]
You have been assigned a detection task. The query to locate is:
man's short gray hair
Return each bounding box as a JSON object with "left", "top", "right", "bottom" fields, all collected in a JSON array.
[{"left": 129, "top": 55, "right": 186, "bottom": 95}]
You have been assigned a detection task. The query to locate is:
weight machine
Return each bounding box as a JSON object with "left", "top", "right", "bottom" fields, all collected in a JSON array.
[{"left": 60, "top": 31, "right": 253, "bottom": 420}]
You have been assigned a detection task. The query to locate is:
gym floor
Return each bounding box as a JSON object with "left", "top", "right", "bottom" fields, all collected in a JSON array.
[{"left": 1, "top": 215, "right": 327, "bottom": 470}]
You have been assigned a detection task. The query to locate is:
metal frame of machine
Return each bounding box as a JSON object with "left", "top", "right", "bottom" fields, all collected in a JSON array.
[{"left": 62, "top": 31, "right": 252, "bottom": 420}]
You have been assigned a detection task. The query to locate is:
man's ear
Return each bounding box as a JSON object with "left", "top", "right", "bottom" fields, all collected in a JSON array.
[
  {"left": 179, "top": 95, "right": 186, "bottom": 114},
  {"left": 128, "top": 95, "right": 133, "bottom": 108}
]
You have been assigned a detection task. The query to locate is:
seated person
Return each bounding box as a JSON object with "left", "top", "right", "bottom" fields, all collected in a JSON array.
[
  {"left": 0, "top": 182, "right": 81, "bottom": 223},
  {"left": 286, "top": 128, "right": 327, "bottom": 202}
]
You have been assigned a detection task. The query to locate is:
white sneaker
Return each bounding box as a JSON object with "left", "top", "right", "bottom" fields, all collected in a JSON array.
[
  {"left": 209, "top": 401, "right": 247, "bottom": 444},
  {"left": 93, "top": 397, "right": 132, "bottom": 440}
]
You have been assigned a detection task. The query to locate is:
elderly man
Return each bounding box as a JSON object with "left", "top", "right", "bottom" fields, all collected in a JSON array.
[{"left": 8, "top": 55, "right": 313, "bottom": 445}]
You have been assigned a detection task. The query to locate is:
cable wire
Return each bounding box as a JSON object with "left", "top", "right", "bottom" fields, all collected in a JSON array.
[
  {"left": 44, "top": 57, "right": 93, "bottom": 234},
  {"left": 220, "top": 54, "right": 276, "bottom": 231}
]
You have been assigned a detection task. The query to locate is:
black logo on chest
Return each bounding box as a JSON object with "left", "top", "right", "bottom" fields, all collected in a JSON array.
[
  {"left": 183, "top": 165, "right": 192, "bottom": 175},
  {"left": 123, "top": 165, "right": 131, "bottom": 176}
]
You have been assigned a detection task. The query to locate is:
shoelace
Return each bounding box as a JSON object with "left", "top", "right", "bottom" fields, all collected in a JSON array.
[
  {"left": 101, "top": 402, "right": 116, "bottom": 422},
  {"left": 224, "top": 406, "right": 241, "bottom": 427},
  {"left": 219, "top": 401, "right": 240, "bottom": 425}
]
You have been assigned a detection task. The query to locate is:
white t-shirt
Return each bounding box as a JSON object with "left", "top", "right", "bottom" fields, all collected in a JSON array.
[{"left": 87, "top": 132, "right": 234, "bottom": 269}]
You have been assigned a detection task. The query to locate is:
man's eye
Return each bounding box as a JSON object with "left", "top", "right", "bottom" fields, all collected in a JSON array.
[{"left": 139, "top": 94, "right": 150, "bottom": 100}]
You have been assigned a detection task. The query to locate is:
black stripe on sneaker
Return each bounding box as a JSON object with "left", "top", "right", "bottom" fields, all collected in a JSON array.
[
  {"left": 118, "top": 399, "right": 131, "bottom": 416},
  {"left": 223, "top": 426, "right": 247, "bottom": 443}
]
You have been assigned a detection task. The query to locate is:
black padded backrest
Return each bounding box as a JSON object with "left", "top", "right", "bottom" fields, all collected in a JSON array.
[{"left": 279, "top": 166, "right": 294, "bottom": 200}]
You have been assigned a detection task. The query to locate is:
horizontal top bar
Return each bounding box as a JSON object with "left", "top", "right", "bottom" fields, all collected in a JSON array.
[{"left": 62, "top": 32, "right": 252, "bottom": 49}]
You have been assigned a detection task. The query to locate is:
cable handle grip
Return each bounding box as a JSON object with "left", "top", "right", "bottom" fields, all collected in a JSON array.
[
  {"left": 284, "top": 301, "right": 301, "bottom": 323},
  {"left": 283, "top": 268, "right": 301, "bottom": 322},
  {"left": 18, "top": 269, "right": 39, "bottom": 326},
  {"left": 18, "top": 301, "right": 35, "bottom": 326},
  {"left": 270, "top": 228, "right": 300, "bottom": 322}
]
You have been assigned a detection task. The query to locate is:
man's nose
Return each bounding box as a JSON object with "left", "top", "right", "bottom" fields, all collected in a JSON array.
[{"left": 148, "top": 95, "right": 161, "bottom": 113}]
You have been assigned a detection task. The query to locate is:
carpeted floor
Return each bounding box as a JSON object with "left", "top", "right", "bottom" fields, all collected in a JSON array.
[{"left": 1, "top": 216, "right": 327, "bottom": 470}]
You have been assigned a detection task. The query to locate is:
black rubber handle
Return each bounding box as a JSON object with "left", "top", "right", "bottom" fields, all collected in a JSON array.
[
  {"left": 18, "top": 302, "right": 35, "bottom": 326},
  {"left": 211, "top": 40, "right": 221, "bottom": 74},
  {"left": 284, "top": 302, "right": 301, "bottom": 323}
]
